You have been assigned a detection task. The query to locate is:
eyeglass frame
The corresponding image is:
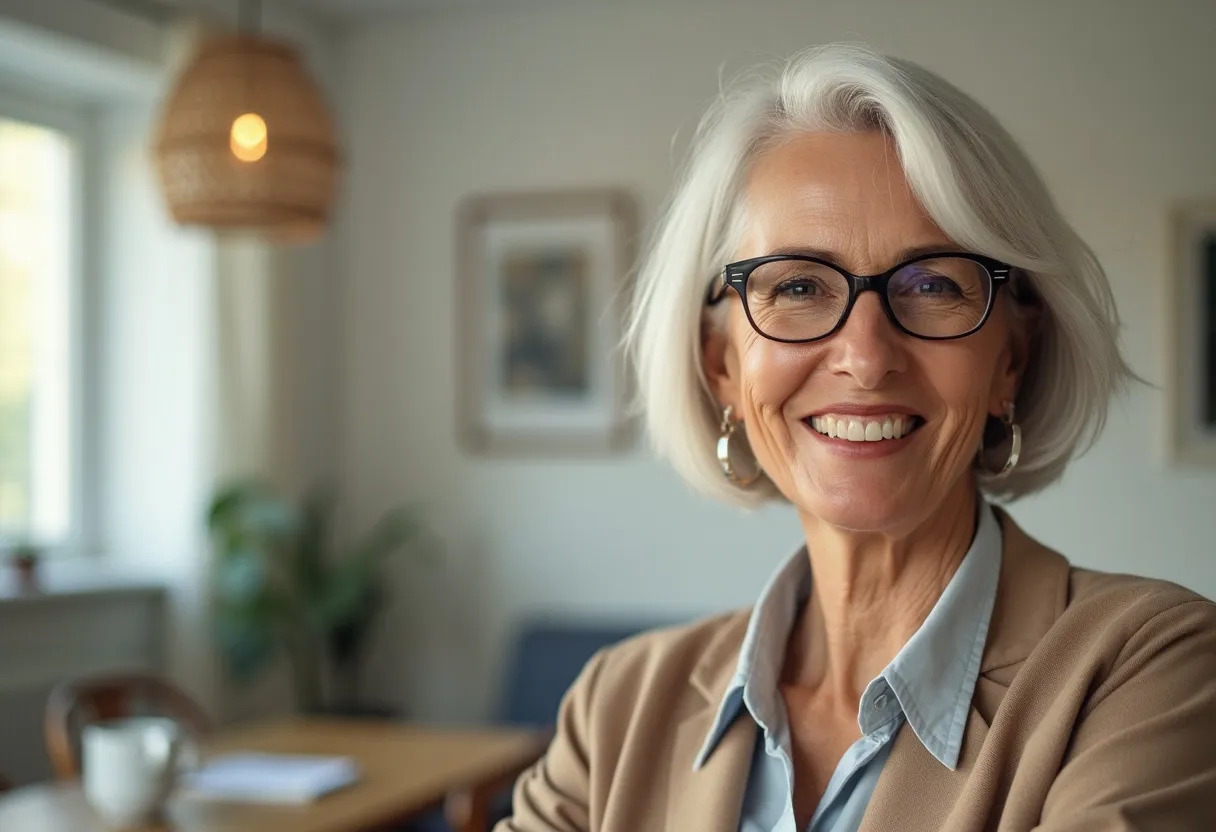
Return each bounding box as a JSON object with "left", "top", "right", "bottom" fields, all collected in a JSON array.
[{"left": 704, "top": 251, "right": 1014, "bottom": 343}]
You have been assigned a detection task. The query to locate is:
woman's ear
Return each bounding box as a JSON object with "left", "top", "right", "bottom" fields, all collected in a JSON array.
[
  {"left": 990, "top": 301, "right": 1042, "bottom": 414},
  {"left": 702, "top": 316, "right": 740, "bottom": 412}
]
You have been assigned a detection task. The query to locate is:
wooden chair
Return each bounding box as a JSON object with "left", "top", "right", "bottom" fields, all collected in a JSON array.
[{"left": 44, "top": 672, "right": 212, "bottom": 780}]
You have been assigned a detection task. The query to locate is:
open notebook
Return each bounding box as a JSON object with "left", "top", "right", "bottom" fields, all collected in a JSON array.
[{"left": 180, "top": 753, "right": 361, "bottom": 804}]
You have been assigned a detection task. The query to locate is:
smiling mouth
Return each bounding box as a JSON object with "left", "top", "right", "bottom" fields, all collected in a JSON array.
[{"left": 804, "top": 414, "right": 926, "bottom": 442}]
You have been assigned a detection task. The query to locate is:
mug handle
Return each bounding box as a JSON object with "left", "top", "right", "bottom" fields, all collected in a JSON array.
[{"left": 176, "top": 732, "right": 204, "bottom": 773}]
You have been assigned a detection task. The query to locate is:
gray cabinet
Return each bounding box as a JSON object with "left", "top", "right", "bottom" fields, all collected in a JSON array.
[{"left": 0, "top": 586, "right": 165, "bottom": 784}]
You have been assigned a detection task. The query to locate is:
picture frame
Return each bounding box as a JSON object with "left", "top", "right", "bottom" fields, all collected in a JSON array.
[
  {"left": 1166, "top": 200, "right": 1216, "bottom": 467},
  {"left": 456, "top": 189, "right": 638, "bottom": 454}
]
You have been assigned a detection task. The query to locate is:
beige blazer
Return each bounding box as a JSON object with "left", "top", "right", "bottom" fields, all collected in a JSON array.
[{"left": 496, "top": 510, "right": 1216, "bottom": 831}]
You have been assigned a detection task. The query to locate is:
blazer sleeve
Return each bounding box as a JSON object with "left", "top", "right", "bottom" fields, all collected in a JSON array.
[
  {"left": 1034, "top": 598, "right": 1216, "bottom": 831},
  {"left": 493, "top": 649, "right": 608, "bottom": 832}
]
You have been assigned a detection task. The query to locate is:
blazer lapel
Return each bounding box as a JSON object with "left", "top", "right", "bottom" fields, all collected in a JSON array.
[
  {"left": 859, "top": 509, "right": 1071, "bottom": 831},
  {"left": 978, "top": 509, "right": 1071, "bottom": 676},
  {"left": 664, "top": 611, "right": 754, "bottom": 832},
  {"left": 665, "top": 707, "right": 757, "bottom": 832},
  {"left": 858, "top": 708, "right": 990, "bottom": 832}
]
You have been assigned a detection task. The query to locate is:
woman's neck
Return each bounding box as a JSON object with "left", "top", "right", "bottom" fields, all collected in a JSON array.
[{"left": 783, "top": 481, "right": 980, "bottom": 704}]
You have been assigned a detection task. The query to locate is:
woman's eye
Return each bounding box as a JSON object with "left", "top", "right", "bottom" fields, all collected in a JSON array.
[
  {"left": 905, "top": 274, "right": 960, "bottom": 295},
  {"left": 776, "top": 279, "right": 819, "bottom": 297}
]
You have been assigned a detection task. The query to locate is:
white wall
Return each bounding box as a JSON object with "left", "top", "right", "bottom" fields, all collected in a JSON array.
[{"left": 336, "top": 0, "right": 1216, "bottom": 722}]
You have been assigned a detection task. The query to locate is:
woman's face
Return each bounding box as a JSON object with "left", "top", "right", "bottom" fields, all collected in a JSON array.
[{"left": 705, "top": 131, "right": 1028, "bottom": 534}]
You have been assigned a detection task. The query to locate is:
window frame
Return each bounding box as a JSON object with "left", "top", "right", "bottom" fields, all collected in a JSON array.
[{"left": 0, "top": 83, "right": 99, "bottom": 557}]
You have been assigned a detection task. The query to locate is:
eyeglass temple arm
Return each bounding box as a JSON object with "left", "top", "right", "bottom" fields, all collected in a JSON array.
[{"left": 704, "top": 271, "right": 730, "bottom": 306}]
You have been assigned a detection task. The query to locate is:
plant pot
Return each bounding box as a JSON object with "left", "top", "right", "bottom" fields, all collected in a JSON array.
[{"left": 11, "top": 554, "right": 40, "bottom": 593}]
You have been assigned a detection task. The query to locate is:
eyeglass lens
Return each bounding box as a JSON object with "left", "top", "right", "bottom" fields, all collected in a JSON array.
[{"left": 743, "top": 256, "right": 993, "bottom": 340}]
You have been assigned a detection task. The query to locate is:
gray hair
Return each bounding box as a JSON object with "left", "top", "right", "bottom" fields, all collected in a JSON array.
[{"left": 624, "top": 43, "right": 1132, "bottom": 506}]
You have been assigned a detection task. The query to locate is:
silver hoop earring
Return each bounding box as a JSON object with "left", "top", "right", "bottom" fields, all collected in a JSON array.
[
  {"left": 717, "top": 405, "right": 761, "bottom": 487},
  {"left": 980, "top": 400, "right": 1021, "bottom": 479}
]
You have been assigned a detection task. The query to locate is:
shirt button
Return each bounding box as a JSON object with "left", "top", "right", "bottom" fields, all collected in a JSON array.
[{"left": 874, "top": 693, "right": 889, "bottom": 711}]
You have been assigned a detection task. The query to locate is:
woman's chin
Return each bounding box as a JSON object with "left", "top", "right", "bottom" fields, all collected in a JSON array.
[{"left": 790, "top": 470, "right": 927, "bottom": 533}]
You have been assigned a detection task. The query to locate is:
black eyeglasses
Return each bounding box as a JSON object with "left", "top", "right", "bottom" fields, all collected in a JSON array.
[{"left": 705, "top": 251, "right": 1013, "bottom": 342}]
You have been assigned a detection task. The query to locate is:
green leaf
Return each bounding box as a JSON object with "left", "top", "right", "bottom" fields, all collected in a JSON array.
[
  {"left": 295, "top": 491, "right": 332, "bottom": 599},
  {"left": 309, "top": 506, "right": 419, "bottom": 629},
  {"left": 206, "top": 478, "right": 431, "bottom": 700},
  {"left": 206, "top": 480, "right": 300, "bottom": 542},
  {"left": 347, "top": 506, "right": 419, "bottom": 571},
  {"left": 213, "top": 604, "right": 277, "bottom": 682},
  {"left": 215, "top": 549, "right": 268, "bottom": 604},
  {"left": 313, "top": 559, "right": 374, "bottom": 630}
]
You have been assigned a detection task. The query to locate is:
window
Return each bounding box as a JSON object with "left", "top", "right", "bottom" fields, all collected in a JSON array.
[{"left": 0, "top": 104, "right": 82, "bottom": 549}]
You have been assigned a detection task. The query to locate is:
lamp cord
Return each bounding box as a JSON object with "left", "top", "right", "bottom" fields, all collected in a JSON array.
[
  {"left": 83, "top": 0, "right": 178, "bottom": 25},
  {"left": 238, "top": 0, "right": 263, "bottom": 36},
  {"left": 85, "top": 0, "right": 263, "bottom": 32}
]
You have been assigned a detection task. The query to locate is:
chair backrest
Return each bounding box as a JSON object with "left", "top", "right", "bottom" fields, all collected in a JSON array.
[
  {"left": 44, "top": 672, "right": 212, "bottom": 780},
  {"left": 496, "top": 619, "right": 668, "bottom": 727}
]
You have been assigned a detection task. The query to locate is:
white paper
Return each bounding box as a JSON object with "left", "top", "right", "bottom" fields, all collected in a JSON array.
[{"left": 180, "top": 752, "right": 360, "bottom": 804}]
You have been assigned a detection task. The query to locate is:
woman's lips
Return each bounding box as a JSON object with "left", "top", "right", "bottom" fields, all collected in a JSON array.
[
  {"left": 799, "top": 414, "right": 925, "bottom": 459},
  {"left": 805, "top": 413, "right": 925, "bottom": 442}
]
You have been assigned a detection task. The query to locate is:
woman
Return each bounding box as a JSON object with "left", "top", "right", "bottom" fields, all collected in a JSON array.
[{"left": 497, "top": 45, "right": 1216, "bottom": 832}]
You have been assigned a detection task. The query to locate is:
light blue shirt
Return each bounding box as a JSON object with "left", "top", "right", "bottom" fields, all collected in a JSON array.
[{"left": 693, "top": 501, "right": 1003, "bottom": 832}]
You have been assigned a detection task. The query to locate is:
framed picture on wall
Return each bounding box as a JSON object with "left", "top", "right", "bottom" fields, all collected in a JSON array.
[
  {"left": 456, "top": 189, "right": 638, "bottom": 454},
  {"left": 1166, "top": 200, "right": 1216, "bottom": 467}
]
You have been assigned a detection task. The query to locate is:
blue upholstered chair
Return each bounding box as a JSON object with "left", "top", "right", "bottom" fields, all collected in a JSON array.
[{"left": 406, "top": 617, "right": 669, "bottom": 831}]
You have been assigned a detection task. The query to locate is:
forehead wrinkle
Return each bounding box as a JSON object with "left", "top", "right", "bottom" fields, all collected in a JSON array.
[
  {"left": 739, "top": 132, "right": 952, "bottom": 270},
  {"left": 742, "top": 185, "right": 865, "bottom": 260}
]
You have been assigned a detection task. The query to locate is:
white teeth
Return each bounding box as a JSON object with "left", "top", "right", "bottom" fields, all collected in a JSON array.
[{"left": 808, "top": 413, "right": 919, "bottom": 442}]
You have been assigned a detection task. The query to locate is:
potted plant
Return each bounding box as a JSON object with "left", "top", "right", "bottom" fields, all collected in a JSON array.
[
  {"left": 206, "top": 480, "right": 426, "bottom": 715},
  {"left": 7, "top": 539, "right": 41, "bottom": 593}
]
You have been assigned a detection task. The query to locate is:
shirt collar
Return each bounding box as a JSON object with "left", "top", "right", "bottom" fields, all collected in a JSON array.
[{"left": 693, "top": 499, "right": 1003, "bottom": 772}]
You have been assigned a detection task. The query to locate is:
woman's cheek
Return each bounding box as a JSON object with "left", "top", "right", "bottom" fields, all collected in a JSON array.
[
  {"left": 739, "top": 338, "right": 816, "bottom": 412},
  {"left": 737, "top": 339, "right": 817, "bottom": 478},
  {"left": 921, "top": 356, "right": 997, "bottom": 474}
]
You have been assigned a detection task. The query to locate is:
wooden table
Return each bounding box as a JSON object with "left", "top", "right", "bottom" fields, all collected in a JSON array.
[{"left": 0, "top": 717, "right": 548, "bottom": 832}]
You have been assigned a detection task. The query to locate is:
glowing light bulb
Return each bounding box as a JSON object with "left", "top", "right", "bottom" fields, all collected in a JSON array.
[{"left": 230, "top": 113, "right": 267, "bottom": 162}]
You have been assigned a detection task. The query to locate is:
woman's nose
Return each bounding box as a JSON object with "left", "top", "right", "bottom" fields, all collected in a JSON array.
[{"left": 825, "top": 291, "right": 908, "bottom": 388}]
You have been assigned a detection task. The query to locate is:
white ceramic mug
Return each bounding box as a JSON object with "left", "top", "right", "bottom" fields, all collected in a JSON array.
[{"left": 82, "top": 717, "right": 182, "bottom": 828}]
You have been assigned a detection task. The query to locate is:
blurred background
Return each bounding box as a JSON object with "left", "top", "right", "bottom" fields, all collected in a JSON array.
[{"left": 0, "top": 0, "right": 1213, "bottom": 827}]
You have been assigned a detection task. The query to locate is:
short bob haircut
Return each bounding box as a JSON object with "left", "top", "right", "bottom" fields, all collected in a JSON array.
[{"left": 625, "top": 43, "right": 1132, "bottom": 507}]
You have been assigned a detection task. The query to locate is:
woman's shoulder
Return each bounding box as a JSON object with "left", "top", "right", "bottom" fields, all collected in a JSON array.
[
  {"left": 1003, "top": 559, "right": 1216, "bottom": 703},
  {"left": 1067, "top": 565, "right": 1215, "bottom": 629},
  {"left": 1058, "top": 566, "right": 1216, "bottom": 674},
  {"left": 996, "top": 508, "right": 1215, "bottom": 658},
  {"left": 976, "top": 547, "right": 1216, "bottom": 826}
]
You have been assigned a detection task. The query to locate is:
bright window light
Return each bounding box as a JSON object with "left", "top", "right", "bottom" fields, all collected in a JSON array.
[{"left": 0, "top": 116, "right": 74, "bottom": 545}]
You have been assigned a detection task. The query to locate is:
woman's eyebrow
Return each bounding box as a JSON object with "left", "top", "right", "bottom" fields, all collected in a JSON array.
[
  {"left": 765, "top": 244, "right": 841, "bottom": 260},
  {"left": 764, "top": 242, "right": 960, "bottom": 265}
]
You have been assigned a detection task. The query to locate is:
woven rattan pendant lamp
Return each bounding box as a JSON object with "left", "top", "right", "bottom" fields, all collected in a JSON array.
[{"left": 153, "top": 0, "right": 339, "bottom": 241}]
